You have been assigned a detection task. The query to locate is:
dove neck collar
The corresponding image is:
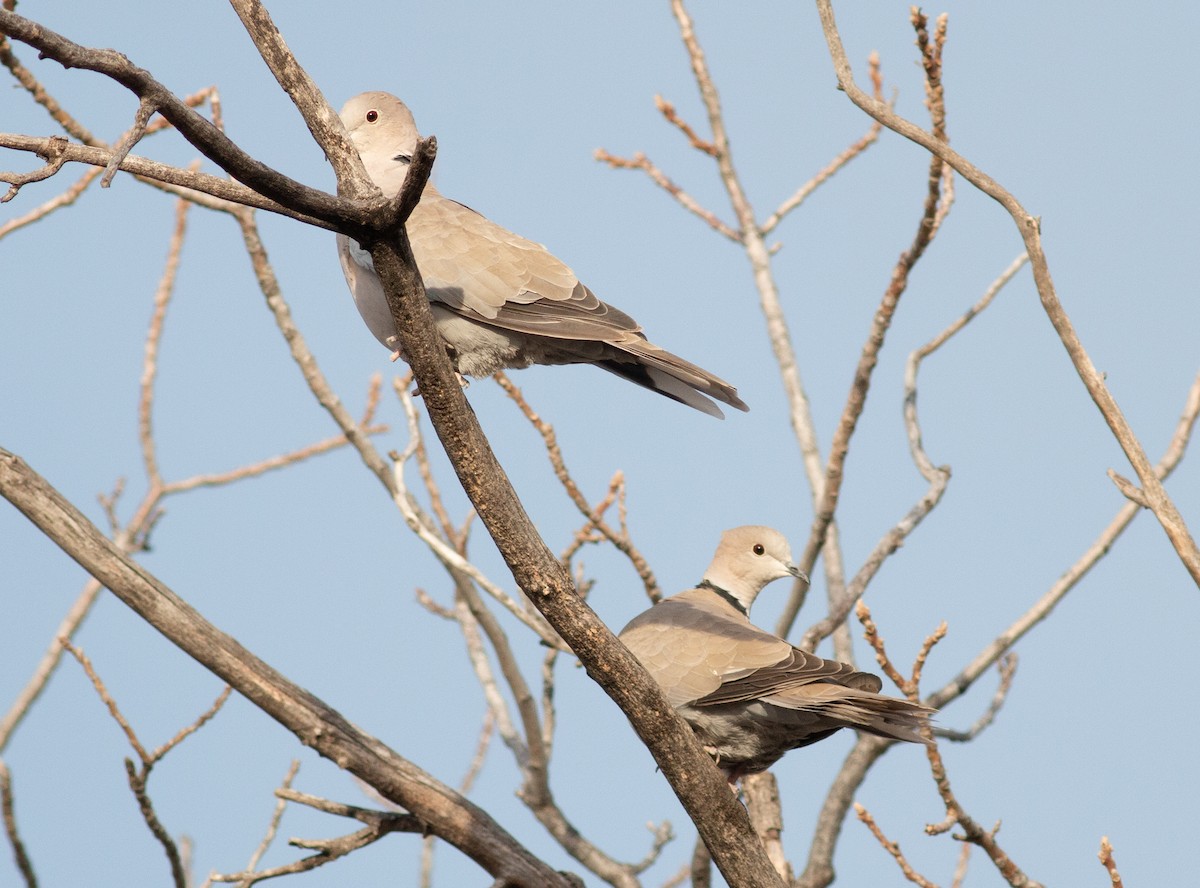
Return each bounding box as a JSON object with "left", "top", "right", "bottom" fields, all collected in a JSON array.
[{"left": 698, "top": 579, "right": 748, "bottom": 616}]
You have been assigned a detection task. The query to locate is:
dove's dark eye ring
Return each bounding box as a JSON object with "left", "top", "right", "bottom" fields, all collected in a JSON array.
[
  {"left": 753, "top": 544, "right": 765, "bottom": 556},
  {"left": 366, "top": 109, "right": 379, "bottom": 123}
]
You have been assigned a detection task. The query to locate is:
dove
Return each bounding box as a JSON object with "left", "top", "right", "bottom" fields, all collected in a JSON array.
[
  {"left": 618, "top": 526, "right": 933, "bottom": 782},
  {"left": 336, "top": 92, "right": 748, "bottom": 418}
]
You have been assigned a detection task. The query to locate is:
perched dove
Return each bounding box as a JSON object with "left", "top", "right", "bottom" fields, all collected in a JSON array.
[
  {"left": 619, "top": 526, "right": 933, "bottom": 782},
  {"left": 336, "top": 92, "right": 748, "bottom": 418}
]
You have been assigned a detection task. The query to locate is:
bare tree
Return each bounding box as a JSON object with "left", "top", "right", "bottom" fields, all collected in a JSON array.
[{"left": 1, "top": 3, "right": 1195, "bottom": 887}]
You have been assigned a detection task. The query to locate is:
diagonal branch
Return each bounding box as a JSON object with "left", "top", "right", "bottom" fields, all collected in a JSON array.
[
  {"left": 780, "top": 7, "right": 953, "bottom": 643},
  {"left": 928, "top": 369, "right": 1200, "bottom": 710},
  {"left": 0, "top": 448, "right": 574, "bottom": 888},
  {"left": 0, "top": 11, "right": 361, "bottom": 223},
  {"left": 365, "top": 146, "right": 786, "bottom": 888},
  {"left": 813, "top": 0, "right": 1200, "bottom": 586},
  {"left": 225, "top": 0, "right": 365, "bottom": 191}
]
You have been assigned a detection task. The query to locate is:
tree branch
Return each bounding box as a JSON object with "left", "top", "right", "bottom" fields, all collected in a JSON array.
[
  {"left": 813, "top": 0, "right": 1200, "bottom": 586},
  {"left": 0, "top": 9, "right": 379, "bottom": 231},
  {"left": 0, "top": 448, "right": 574, "bottom": 887},
  {"left": 364, "top": 134, "right": 786, "bottom": 888}
]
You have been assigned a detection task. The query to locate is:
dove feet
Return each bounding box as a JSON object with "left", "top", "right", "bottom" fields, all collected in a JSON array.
[{"left": 408, "top": 373, "right": 470, "bottom": 400}]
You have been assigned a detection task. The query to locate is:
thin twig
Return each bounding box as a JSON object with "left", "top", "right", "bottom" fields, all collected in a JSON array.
[
  {"left": 61, "top": 641, "right": 149, "bottom": 762},
  {"left": 61, "top": 641, "right": 226, "bottom": 888},
  {"left": 242, "top": 761, "right": 301, "bottom": 879},
  {"left": 140, "top": 188, "right": 194, "bottom": 487},
  {"left": 593, "top": 148, "right": 739, "bottom": 240},
  {"left": 209, "top": 789, "right": 423, "bottom": 885},
  {"left": 921, "top": 737, "right": 1043, "bottom": 888},
  {"left": 655, "top": 94, "right": 717, "bottom": 155},
  {"left": 125, "top": 758, "right": 188, "bottom": 888},
  {"left": 452, "top": 585, "right": 526, "bottom": 765},
  {"left": 950, "top": 842, "right": 971, "bottom": 888},
  {"left": 102, "top": 96, "right": 155, "bottom": 187},
  {"left": 935, "top": 655, "right": 1017, "bottom": 742},
  {"left": 233, "top": 207, "right": 395, "bottom": 489},
  {"left": 761, "top": 52, "right": 886, "bottom": 235},
  {"left": 814, "top": 0, "right": 1200, "bottom": 585},
  {"left": 856, "top": 607, "right": 1039, "bottom": 888},
  {"left": 162, "top": 425, "right": 389, "bottom": 496},
  {"left": 784, "top": 8, "right": 954, "bottom": 644},
  {"left": 0, "top": 759, "right": 37, "bottom": 888},
  {"left": 495, "top": 371, "right": 659, "bottom": 600},
  {"left": 0, "top": 164, "right": 100, "bottom": 238},
  {"left": 928, "top": 370, "right": 1200, "bottom": 710},
  {"left": 1098, "top": 836, "right": 1124, "bottom": 888},
  {"left": 856, "top": 602, "right": 910, "bottom": 693},
  {"left": 147, "top": 686, "right": 232, "bottom": 764},
  {"left": 855, "top": 802, "right": 939, "bottom": 888},
  {"left": 391, "top": 385, "right": 566, "bottom": 649},
  {"left": 402, "top": 373, "right": 460, "bottom": 544},
  {"left": 0, "top": 578, "right": 102, "bottom": 752}
]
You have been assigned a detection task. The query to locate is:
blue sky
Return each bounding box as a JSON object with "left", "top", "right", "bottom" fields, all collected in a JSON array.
[{"left": 3, "top": 2, "right": 1198, "bottom": 886}]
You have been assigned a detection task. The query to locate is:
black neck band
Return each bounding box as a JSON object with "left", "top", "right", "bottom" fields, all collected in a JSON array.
[{"left": 698, "top": 580, "right": 747, "bottom": 616}]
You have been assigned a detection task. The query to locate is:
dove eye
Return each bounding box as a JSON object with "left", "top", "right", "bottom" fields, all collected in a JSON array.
[
  {"left": 366, "top": 109, "right": 379, "bottom": 123},
  {"left": 753, "top": 544, "right": 765, "bottom": 556}
]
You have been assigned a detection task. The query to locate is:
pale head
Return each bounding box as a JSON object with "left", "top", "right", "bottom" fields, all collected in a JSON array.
[
  {"left": 339, "top": 92, "right": 420, "bottom": 193},
  {"left": 702, "top": 525, "right": 806, "bottom": 614}
]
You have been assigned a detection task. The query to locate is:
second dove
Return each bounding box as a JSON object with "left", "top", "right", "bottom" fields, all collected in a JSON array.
[
  {"left": 619, "top": 526, "right": 934, "bottom": 782},
  {"left": 337, "top": 92, "right": 748, "bottom": 418}
]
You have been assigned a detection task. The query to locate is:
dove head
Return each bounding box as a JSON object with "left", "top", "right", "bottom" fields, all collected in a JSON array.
[
  {"left": 339, "top": 92, "right": 421, "bottom": 195},
  {"left": 702, "top": 525, "right": 806, "bottom": 614}
]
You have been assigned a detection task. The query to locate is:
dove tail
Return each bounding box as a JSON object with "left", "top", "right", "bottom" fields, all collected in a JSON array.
[
  {"left": 597, "top": 344, "right": 749, "bottom": 418},
  {"left": 825, "top": 694, "right": 935, "bottom": 747}
]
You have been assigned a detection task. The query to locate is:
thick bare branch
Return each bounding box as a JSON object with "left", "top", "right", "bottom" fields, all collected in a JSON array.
[
  {"left": 0, "top": 134, "right": 331, "bottom": 227},
  {"left": 0, "top": 449, "right": 575, "bottom": 887},
  {"left": 0, "top": 10, "right": 377, "bottom": 230},
  {"left": 742, "top": 773, "right": 792, "bottom": 882},
  {"left": 365, "top": 172, "right": 787, "bottom": 888},
  {"left": 226, "top": 0, "right": 366, "bottom": 192}
]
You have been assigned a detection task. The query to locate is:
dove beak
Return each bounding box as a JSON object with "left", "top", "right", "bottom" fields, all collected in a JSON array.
[{"left": 787, "top": 563, "right": 810, "bottom": 584}]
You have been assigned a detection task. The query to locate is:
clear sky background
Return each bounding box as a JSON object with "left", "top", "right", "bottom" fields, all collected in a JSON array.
[{"left": 3, "top": 2, "right": 1198, "bottom": 887}]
